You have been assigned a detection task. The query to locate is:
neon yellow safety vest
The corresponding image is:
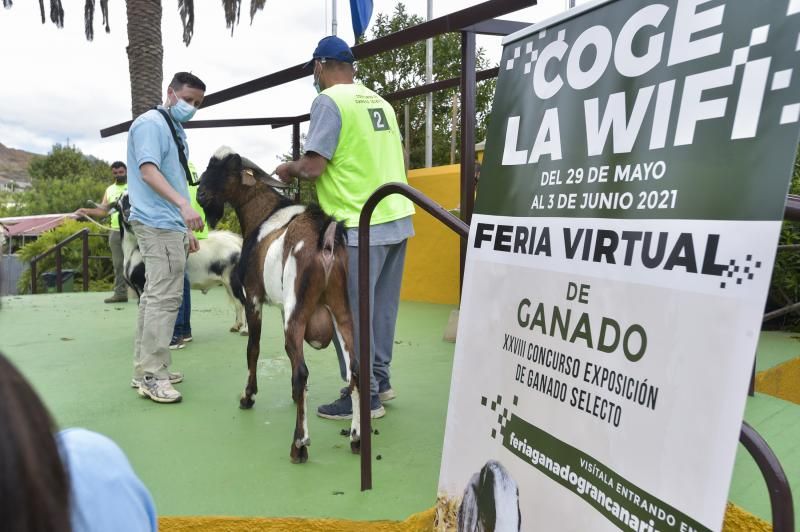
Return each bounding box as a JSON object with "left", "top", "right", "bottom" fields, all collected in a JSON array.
[
  {"left": 315, "top": 83, "right": 415, "bottom": 228},
  {"left": 106, "top": 183, "right": 128, "bottom": 230},
  {"left": 188, "top": 162, "right": 209, "bottom": 240}
]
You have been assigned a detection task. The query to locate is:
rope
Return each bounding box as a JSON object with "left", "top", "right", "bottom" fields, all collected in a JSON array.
[{"left": 77, "top": 213, "right": 116, "bottom": 232}]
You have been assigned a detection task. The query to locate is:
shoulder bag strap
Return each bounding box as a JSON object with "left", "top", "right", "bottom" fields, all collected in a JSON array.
[{"left": 154, "top": 108, "right": 197, "bottom": 186}]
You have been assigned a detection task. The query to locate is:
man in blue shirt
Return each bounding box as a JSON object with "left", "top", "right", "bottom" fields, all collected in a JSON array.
[{"left": 127, "top": 72, "right": 205, "bottom": 404}]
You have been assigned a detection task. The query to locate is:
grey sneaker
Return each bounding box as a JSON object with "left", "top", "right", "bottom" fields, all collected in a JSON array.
[
  {"left": 378, "top": 382, "right": 396, "bottom": 402},
  {"left": 130, "top": 371, "right": 183, "bottom": 388},
  {"left": 137, "top": 375, "right": 182, "bottom": 403}
]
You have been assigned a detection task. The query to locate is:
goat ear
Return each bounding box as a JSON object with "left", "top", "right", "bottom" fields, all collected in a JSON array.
[
  {"left": 241, "top": 168, "right": 257, "bottom": 187},
  {"left": 241, "top": 155, "right": 290, "bottom": 188}
]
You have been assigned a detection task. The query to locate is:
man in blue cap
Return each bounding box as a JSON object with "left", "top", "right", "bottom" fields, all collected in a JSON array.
[{"left": 275, "top": 36, "right": 415, "bottom": 420}]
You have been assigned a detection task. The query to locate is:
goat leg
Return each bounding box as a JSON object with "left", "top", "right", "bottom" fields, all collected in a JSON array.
[
  {"left": 287, "top": 324, "right": 310, "bottom": 464},
  {"left": 240, "top": 305, "right": 262, "bottom": 409},
  {"left": 349, "top": 371, "right": 362, "bottom": 455}
]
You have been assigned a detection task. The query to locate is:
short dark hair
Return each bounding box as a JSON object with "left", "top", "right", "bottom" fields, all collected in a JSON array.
[
  {"left": 169, "top": 72, "right": 206, "bottom": 92},
  {"left": 110, "top": 161, "right": 127, "bottom": 170},
  {"left": 320, "top": 59, "right": 355, "bottom": 73}
]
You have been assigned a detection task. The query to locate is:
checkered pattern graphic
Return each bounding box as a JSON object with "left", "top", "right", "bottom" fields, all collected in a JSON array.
[
  {"left": 720, "top": 254, "right": 762, "bottom": 289},
  {"left": 504, "top": 28, "right": 566, "bottom": 75},
  {"left": 503, "top": 1, "right": 800, "bottom": 127},
  {"left": 481, "top": 394, "right": 518, "bottom": 439}
]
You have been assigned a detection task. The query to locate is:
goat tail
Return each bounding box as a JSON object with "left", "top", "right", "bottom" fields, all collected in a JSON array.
[{"left": 321, "top": 221, "right": 338, "bottom": 283}]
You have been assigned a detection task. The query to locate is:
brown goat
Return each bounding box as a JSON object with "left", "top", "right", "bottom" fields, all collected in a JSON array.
[{"left": 197, "top": 146, "right": 362, "bottom": 463}]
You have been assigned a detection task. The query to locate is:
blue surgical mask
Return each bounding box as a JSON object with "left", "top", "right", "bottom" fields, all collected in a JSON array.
[
  {"left": 313, "top": 65, "right": 322, "bottom": 94},
  {"left": 169, "top": 96, "right": 197, "bottom": 122}
]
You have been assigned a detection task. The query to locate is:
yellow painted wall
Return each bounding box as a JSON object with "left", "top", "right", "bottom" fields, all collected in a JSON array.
[
  {"left": 755, "top": 357, "right": 800, "bottom": 404},
  {"left": 400, "top": 165, "right": 462, "bottom": 306}
]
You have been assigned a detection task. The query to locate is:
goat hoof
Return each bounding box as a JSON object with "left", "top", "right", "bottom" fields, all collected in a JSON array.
[
  {"left": 290, "top": 444, "right": 309, "bottom": 464},
  {"left": 350, "top": 440, "right": 361, "bottom": 454},
  {"left": 239, "top": 396, "right": 255, "bottom": 409},
  {"left": 239, "top": 330, "right": 249, "bottom": 337},
  {"left": 294, "top": 437, "right": 311, "bottom": 448},
  {"left": 229, "top": 326, "right": 239, "bottom": 333}
]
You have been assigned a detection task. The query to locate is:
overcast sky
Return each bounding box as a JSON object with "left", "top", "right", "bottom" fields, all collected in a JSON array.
[{"left": 0, "top": 0, "right": 584, "bottom": 175}]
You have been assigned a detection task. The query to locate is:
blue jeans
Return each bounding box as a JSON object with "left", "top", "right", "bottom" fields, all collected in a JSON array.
[{"left": 172, "top": 273, "right": 191, "bottom": 338}]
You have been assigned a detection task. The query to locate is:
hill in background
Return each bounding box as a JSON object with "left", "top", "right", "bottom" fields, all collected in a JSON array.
[{"left": 0, "top": 143, "right": 38, "bottom": 184}]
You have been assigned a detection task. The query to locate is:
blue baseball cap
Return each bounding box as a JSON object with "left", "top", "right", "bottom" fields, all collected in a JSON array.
[{"left": 306, "top": 36, "right": 355, "bottom": 67}]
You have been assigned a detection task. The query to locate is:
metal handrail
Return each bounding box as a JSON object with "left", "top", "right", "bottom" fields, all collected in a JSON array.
[
  {"left": 739, "top": 422, "right": 794, "bottom": 531},
  {"left": 357, "top": 183, "right": 468, "bottom": 491},
  {"left": 356, "top": 186, "right": 796, "bottom": 532},
  {"left": 29, "top": 228, "right": 90, "bottom": 294}
]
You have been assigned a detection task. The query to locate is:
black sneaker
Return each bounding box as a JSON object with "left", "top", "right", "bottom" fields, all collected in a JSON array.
[
  {"left": 317, "top": 390, "right": 385, "bottom": 420},
  {"left": 169, "top": 336, "right": 185, "bottom": 350}
]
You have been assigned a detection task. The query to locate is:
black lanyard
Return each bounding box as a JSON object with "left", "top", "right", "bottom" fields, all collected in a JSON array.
[{"left": 155, "top": 108, "right": 197, "bottom": 186}]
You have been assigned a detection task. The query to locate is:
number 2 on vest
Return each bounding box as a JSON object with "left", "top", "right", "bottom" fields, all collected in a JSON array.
[{"left": 368, "top": 108, "right": 390, "bottom": 131}]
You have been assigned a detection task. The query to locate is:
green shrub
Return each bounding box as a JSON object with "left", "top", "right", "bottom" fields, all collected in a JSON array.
[
  {"left": 767, "top": 147, "right": 800, "bottom": 329},
  {"left": 16, "top": 220, "right": 114, "bottom": 293},
  {"left": 214, "top": 206, "right": 241, "bottom": 235}
]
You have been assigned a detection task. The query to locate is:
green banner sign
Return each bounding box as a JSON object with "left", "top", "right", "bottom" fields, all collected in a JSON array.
[
  {"left": 477, "top": 0, "right": 800, "bottom": 220},
  {"left": 502, "top": 411, "right": 707, "bottom": 532}
]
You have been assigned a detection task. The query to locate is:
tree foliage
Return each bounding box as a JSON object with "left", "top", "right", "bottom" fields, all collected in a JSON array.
[
  {"left": 5, "top": 0, "right": 267, "bottom": 46},
  {"left": 768, "top": 147, "right": 800, "bottom": 329},
  {"left": 0, "top": 145, "right": 111, "bottom": 217},
  {"left": 355, "top": 2, "right": 496, "bottom": 169}
]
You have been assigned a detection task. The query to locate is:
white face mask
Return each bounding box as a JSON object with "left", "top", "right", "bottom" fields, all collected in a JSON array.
[{"left": 313, "top": 63, "right": 323, "bottom": 94}]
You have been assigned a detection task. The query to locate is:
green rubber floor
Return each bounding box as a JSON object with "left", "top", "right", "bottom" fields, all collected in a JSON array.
[
  {"left": 0, "top": 291, "right": 796, "bottom": 523},
  {"left": 0, "top": 291, "right": 455, "bottom": 520}
]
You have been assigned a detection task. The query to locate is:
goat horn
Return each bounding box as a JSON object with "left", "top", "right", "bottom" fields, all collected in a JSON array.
[{"left": 240, "top": 156, "right": 290, "bottom": 188}]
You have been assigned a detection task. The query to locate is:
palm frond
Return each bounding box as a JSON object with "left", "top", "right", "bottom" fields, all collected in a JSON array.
[
  {"left": 100, "top": 0, "right": 109, "bottom": 33},
  {"left": 222, "top": 0, "right": 242, "bottom": 36},
  {"left": 50, "top": 0, "right": 64, "bottom": 28},
  {"left": 178, "top": 0, "right": 194, "bottom": 46},
  {"left": 249, "top": 0, "right": 266, "bottom": 24},
  {"left": 84, "top": 0, "right": 94, "bottom": 40}
]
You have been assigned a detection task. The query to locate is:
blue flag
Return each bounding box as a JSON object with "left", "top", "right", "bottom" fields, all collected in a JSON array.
[{"left": 350, "top": 0, "right": 373, "bottom": 41}]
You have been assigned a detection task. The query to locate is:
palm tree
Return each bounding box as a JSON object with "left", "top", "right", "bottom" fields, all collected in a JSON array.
[
  {"left": 4, "top": 0, "right": 268, "bottom": 118},
  {"left": 126, "top": 0, "right": 164, "bottom": 117}
]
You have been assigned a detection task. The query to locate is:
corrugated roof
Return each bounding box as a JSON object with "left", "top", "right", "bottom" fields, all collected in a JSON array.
[{"left": 0, "top": 214, "right": 71, "bottom": 237}]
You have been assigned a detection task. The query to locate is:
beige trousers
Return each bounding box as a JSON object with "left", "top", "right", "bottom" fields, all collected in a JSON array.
[{"left": 131, "top": 222, "right": 188, "bottom": 379}]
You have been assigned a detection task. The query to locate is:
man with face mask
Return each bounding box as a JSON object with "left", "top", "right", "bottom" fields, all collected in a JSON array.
[
  {"left": 275, "top": 36, "right": 415, "bottom": 420},
  {"left": 126, "top": 72, "right": 205, "bottom": 404},
  {"left": 74, "top": 161, "right": 129, "bottom": 304}
]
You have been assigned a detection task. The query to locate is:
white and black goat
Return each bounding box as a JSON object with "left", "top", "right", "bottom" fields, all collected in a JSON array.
[
  {"left": 117, "top": 193, "right": 248, "bottom": 334},
  {"left": 196, "top": 146, "right": 360, "bottom": 464},
  {"left": 458, "top": 460, "right": 522, "bottom": 532}
]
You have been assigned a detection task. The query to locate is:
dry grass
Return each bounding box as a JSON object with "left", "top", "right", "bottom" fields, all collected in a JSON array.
[{"left": 433, "top": 495, "right": 460, "bottom": 532}]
